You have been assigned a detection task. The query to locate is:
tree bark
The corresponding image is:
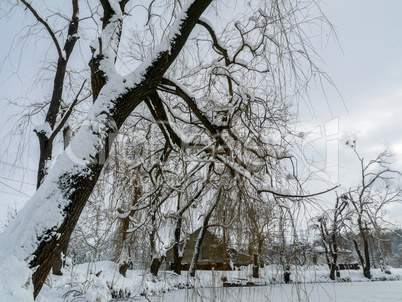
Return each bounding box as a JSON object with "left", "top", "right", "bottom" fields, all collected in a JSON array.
[
  {"left": 363, "top": 233, "right": 371, "bottom": 279},
  {"left": 150, "top": 256, "right": 165, "bottom": 277},
  {"left": 329, "top": 253, "right": 338, "bottom": 281},
  {"left": 253, "top": 253, "right": 259, "bottom": 278},
  {"left": 329, "top": 231, "right": 339, "bottom": 280},
  {"left": 172, "top": 215, "right": 183, "bottom": 275},
  {"left": 354, "top": 219, "right": 371, "bottom": 279}
]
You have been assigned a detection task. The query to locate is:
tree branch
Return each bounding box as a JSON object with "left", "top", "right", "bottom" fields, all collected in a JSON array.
[
  {"left": 20, "top": 0, "right": 65, "bottom": 60},
  {"left": 48, "top": 80, "right": 88, "bottom": 142}
]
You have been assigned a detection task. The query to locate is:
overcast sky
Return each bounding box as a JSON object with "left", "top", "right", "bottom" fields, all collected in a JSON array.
[
  {"left": 300, "top": 0, "right": 402, "bottom": 224},
  {"left": 1, "top": 0, "right": 402, "bottom": 226}
]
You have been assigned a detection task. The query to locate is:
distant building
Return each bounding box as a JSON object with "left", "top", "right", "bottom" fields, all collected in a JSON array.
[
  {"left": 312, "top": 245, "right": 355, "bottom": 266},
  {"left": 165, "top": 228, "right": 252, "bottom": 271}
]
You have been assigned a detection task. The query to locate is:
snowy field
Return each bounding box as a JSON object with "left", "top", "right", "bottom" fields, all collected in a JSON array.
[
  {"left": 34, "top": 261, "right": 402, "bottom": 302},
  {"left": 128, "top": 281, "right": 402, "bottom": 302}
]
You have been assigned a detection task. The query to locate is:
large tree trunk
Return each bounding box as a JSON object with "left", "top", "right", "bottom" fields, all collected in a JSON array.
[
  {"left": 363, "top": 234, "right": 371, "bottom": 279},
  {"left": 355, "top": 220, "right": 371, "bottom": 279},
  {"left": 329, "top": 232, "right": 339, "bottom": 280},
  {"left": 150, "top": 256, "right": 165, "bottom": 277},
  {"left": 29, "top": 165, "right": 104, "bottom": 298},
  {"left": 172, "top": 215, "right": 183, "bottom": 275},
  {"left": 0, "top": 1, "right": 213, "bottom": 299},
  {"left": 329, "top": 252, "right": 338, "bottom": 280},
  {"left": 252, "top": 238, "right": 264, "bottom": 278},
  {"left": 252, "top": 253, "right": 259, "bottom": 278}
]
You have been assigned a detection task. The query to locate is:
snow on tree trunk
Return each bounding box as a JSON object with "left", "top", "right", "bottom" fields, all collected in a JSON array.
[{"left": 52, "top": 126, "right": 73, "bottom": 276}]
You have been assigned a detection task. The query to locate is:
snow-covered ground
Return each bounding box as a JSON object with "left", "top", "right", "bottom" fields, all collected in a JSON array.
[
  {"left": 34, "top": 261, "right": 402, "bottom": 302},
  {"left": 131, "top": 281, "right": 402, "bottom": 302}
]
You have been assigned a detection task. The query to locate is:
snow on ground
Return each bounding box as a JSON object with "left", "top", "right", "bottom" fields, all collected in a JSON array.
[
  {"left": 133, "top": 281, "right": 402, "bottom": 302},
  {"left": 34, "top": 261, "right": 402, "bottom": 302}
]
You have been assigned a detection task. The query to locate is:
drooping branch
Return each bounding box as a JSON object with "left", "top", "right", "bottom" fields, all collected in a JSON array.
[
  {"left": 257, "top": 184, "right": 340, "bottom": 198},
  {"left": 197, "top": 18, "right": 234, "bottom": 100},
  {"left": 20, "top": 0, "right": 65, "bottom": 60}
]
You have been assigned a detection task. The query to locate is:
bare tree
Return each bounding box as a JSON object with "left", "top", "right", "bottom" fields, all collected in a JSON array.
[
  {"left": 4, "top": 0, "right": 89, "bottom": 276},
  {"left": 344, "top": 140, "right": 402, "bottom": 279},
  {"left": 17, "top": 0, "right": 85, "bottom": 188}
]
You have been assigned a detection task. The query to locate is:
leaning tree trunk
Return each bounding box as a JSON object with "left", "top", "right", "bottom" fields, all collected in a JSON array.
[
  {"left": 189, "top": 226, "right": 207, "bottom": 278},
  {"left": 0, "top": 1, "right": 213, "bottom": 298},
  {"left": 189, "top": 199, "right": 218, "bottom": 277},
  {"left": 354, "top": 236, "right": 371, "bottom": 280},
  {"left": 171, "top": 182, "right": 207, "bottom": 275}
]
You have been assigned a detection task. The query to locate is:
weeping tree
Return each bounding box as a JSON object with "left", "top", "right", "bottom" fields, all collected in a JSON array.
[{"left": 0, "top": 0, "right": 333, "bottom": 300}]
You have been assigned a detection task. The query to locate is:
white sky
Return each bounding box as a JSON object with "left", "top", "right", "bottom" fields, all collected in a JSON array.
[{"left": 1, "top": 0, "right": 402, "bottom": 226}]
